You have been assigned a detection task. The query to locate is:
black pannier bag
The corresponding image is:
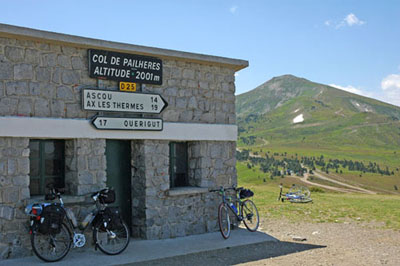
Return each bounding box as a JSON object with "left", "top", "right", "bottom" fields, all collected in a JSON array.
[
  {"left": 39, "top": 204, "right": 65, "bottom": 235},
  {"left": 239, "top": 189, "right": 254, "bottom": 199},
  {"left": 99, "top": 188, "right": 116, "bottom": 204},
  {"left": 103, "top": 207, "right": 123, "bottom": 230}
]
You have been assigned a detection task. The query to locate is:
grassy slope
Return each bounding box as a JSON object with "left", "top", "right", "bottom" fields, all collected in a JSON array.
[{"left": 237, "top": 162, "right": 400, "bottom": 230}]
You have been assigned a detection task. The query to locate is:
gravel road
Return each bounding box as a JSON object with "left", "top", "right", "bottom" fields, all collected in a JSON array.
[{"left": 131, "top": 219, "right": 400, "bottom": 266}]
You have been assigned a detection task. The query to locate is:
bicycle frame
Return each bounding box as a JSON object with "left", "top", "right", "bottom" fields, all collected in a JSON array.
[{"left": 219, "top": 188, "right": 245, "bottom": 221}]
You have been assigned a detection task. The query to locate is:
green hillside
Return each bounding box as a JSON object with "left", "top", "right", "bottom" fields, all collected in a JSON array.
[{"left": 236, "top": 75, "right": 400, "bottom": 194}]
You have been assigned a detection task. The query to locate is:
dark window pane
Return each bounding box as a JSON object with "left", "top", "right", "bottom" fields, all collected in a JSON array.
[
  {"left": 30, "top": 158, "right": 40, "bottom": 176},
  {"left": 29, "top": 141, "right": 40, "bottom": 158},
  {"left": 44, "top": 177, "right": 64, "bottom": 190},
  {"left": 45, "top": 159, "right": 64, "bottom": 175},
  {"left": 170, "top": 142, "right": 188, "bottom": 188},
  {"left": 29, "top": 140, "right": 65, "bottom": 195},
  {"left": 29, "top": 178, "right": 40, "bottom": 196}
]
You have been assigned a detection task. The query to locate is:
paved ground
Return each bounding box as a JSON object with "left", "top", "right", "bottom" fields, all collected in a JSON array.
[{"left": 0, "top": 228, "right": 280, "bottom": 265}]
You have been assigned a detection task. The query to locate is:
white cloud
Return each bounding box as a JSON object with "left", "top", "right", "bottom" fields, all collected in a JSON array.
[
  {"left": 329, "top": 84, "right": 364, "bottom": 95},
  {"left": 325, "top": 13, "right": 365, "bottom": 29},
  {"left": 229, "top": 5, "right": 238, "bottom": 14},
  {"left": 234, "top": 73, "right": 239, "bottom": 77},
  {"left": 344, "top": 13, "right": 365, "bottom": 26},
  {"left": 380, "top": 74, "right": 400, "bottom": 106}
]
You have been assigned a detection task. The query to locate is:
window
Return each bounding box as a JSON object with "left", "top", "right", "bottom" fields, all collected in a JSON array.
[
  {"left": 169, "top": 142, "right": 188, "bottom": 188},
  {"left": 29, "top": 140, "right": 65, "bottom": 195}
]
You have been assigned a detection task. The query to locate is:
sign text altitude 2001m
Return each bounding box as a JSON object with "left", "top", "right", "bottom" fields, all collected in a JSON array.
[{"left": 88, "top": 49, "right": 163, "bottom": 85}]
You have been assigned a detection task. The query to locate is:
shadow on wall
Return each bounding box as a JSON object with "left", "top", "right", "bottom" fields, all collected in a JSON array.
[{"left": 130, "top": 240, "right": 326, "bottom": 265}]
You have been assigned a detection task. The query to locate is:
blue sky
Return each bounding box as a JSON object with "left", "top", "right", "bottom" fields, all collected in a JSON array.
[{"left": 2, "top": 0, "right": 400, "bottom": 106}]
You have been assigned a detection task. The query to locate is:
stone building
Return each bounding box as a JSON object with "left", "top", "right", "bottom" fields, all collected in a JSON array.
[{"left": 0, "top": 24, "right": 247, "bottom": 258}]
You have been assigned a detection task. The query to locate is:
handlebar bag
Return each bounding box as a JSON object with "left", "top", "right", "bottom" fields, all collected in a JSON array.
[
  {"left": 99, "top": 189, "right": 116, "bottom": 204},
  {"left": 38, "top": 203, "right": 65, "bottom": 235},
  {"left": 239, "top": 189, "right": 254, "bottom": 199}
]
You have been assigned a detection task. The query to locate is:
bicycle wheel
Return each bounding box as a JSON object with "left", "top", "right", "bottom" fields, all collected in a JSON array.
[
  {"left": 94, "top": 220, "right": 130, "bottom": 255},
  {"left": 31, "top": 222, "right": 72, "bottom": 262},
  {"left": 241, "top": 200, "right": 259, "bottom": 232},
  {"left": 218, "top": 202, "right": 231, "bottom": 239}
]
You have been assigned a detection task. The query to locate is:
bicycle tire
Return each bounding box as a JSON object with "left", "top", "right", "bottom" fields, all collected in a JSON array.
[
  {"left": 94, "top": 220, "right": 130, "bottom": 255},
  {"left": 218, "top": 202, "right": 231, "bottom": 239},
  {"left": 241, "top": 199, "right": 259, "bottom": 232},
  {"left": 31, "top": 222, "right": 72, "bottom": 262}
]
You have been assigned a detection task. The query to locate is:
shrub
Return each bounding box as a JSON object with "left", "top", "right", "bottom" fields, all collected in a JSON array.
[{"left": 310, "top": 187, "right": 325, "bottom": 193}]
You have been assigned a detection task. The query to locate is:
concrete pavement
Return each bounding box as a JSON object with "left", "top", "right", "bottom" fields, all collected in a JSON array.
[{"left": 0, "top": 229, "right": 278, "bottom": 265}]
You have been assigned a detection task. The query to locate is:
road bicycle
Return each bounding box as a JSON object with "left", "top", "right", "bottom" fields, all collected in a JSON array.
[
  {"left": 25, "top": 186, "right": 129, "bottom": 262},
  {"left": 278, "top": 184, "right": 312, "bottom": 203},
  {"left": 210, "top": 186, "right": 259, "bottom": 239}
]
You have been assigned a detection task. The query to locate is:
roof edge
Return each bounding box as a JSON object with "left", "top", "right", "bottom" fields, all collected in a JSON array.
[{"left": 0, "top": 23, "right": 248, "bottom": 71}]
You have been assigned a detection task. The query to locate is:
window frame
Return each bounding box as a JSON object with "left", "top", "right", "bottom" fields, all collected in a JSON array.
[{"left": 29, "top": 139, "right": 65, "bottom": 196}]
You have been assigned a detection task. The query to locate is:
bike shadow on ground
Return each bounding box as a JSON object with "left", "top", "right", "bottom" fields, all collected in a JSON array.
[{"left": 130, "top": 239, "right": 327, "bottom": 265}]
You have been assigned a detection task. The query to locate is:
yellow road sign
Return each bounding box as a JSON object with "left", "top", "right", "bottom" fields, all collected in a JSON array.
[{"left": 119, "top": 82, "right": 137, "bottom": 92}]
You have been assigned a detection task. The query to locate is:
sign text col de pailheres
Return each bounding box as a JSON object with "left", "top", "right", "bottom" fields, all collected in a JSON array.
[{"left": 88, "top": 49, "right": 162, "bottom": 85}]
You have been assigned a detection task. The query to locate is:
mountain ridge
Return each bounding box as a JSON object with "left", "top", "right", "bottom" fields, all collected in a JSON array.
[{"left": 236, "top": 74, "right": 400, "bottom": 149}]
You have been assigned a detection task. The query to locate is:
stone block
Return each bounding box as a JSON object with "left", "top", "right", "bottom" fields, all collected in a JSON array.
[
  {"left": 39, "top": 82, "right": 56, "bottom": 99},
  {"left": 0, "top": 206, "right": 14, "bottom": 220},
  {"left": 88, "top": 156, "right": 101, "bottom": 170},
  {"left": 34, "top": 98, "right": 50, "bottom": 117},
  {"left": 182, "top": 69, "right": 195, "bottom": 79},
  {"left": 41, "top": 53, "right": 57, "bottom": 67},
  {"left": 71, "top": 56, "right": 85, "bottom": 70},
  {"left": 176, "top": 98, "right": 187, "bottom": 109},
  {"left": 20, "top": 187, "right": 30, "bottom": 200},
  {"left": 25, "top": 49, "right": 39, "bottom": 64},
  {"left": 57, "top": 85, "right": 74, "bottom": 100},
  {"left": 4, "top": 46, "right": 24, "bottom": 62},
  {"left": 2, "top": 187, "right": 19, "bottom": 203},
  {"left": 29, "top": 82, "right": 40, "bottom": 95},
  {"left": 50, "top": 99, "right": 65, "bottom": 117},
  {"left": 18, "top": 158, "right": 29, "bottom": 175},
  {"left": 0, "top": 175, "right": 11, "bottom": 187},
  {"left": 17, "top": 98, "right": 33, "bottom": 116},
  {"left": 35, "top": 67, "right": 51, "bottom": 82},
  {"left": 7, "top": 159, "right": 17, "bottom": 175},
  {"left": 11, "top": 138, "right": 28, "bottom": 148},
  {"left": 5, "top": 81, "right": 29, "bottom": 96},
  {"left": 57, "top": 55, "right": 71, "bottom": 68},
  {"left": 62, "top": 70, "right": 80, "bottom": 85},
  {"left": 78, "top": 171, "right": 94, "bottom": 185},
  {"left": 14, "top": 64, "right": 33, "bottom": 80},
  {"left": 66, "top": 103, "right": 81, "bottom": 118},
  {"left": 0, "top": 62, "right": 13, "bottom": 79}
]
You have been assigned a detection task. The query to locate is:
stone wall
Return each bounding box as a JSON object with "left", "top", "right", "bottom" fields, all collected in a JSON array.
[
  {"left": 0, "top": 138, "right": 31, "bottom": 258},
  {"left": 65, "top": 139, "right": 107, "bottom": 195},
  {"left": 131, "top": 140, "right": 236, "bottom": 240},
  {"left": 0, "top": 36, "right": 236, "bottom": 124}
]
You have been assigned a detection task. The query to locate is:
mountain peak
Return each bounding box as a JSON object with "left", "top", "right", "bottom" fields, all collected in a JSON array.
[{"left": 236, "top": 75, "right": 400, "bottom": 120}]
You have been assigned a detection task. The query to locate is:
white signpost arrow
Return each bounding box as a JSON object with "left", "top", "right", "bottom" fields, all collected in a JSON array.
[
  {"left": 82, "top": 89, "right": 168, "bottom": 114},
  {"left": 92, "top": 116, "right": 163, "bottom": 131}
]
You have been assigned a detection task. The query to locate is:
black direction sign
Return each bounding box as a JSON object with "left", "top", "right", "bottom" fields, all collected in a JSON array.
[
  {"left": 92, "top": 116, "right": 163, "bottom": 131},
  {"left": 88, "top": 49, "right": 162, "bottom": 85},
  {"left": 82, "top": 89, "right": 168, "bottom": 114}
]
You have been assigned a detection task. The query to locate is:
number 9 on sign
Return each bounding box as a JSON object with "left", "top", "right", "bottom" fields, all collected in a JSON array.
[{"left": 119, "top": 82, "right": 137, "bottom": 92}]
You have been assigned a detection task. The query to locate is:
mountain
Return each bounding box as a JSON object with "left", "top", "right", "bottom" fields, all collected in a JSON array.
[{"left": 236, "top": 74, "right": 400, "bottom": 151}]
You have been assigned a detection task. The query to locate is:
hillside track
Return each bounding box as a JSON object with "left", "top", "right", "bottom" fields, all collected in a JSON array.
[{"left": 299, "top": 166, "right": 377, "bottom": 194}]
